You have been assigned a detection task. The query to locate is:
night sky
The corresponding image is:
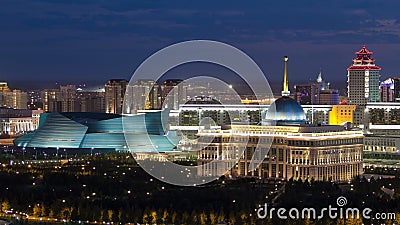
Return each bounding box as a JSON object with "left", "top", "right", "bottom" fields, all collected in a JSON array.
[{"left": 1, "top": 0, "right": 400, "bottom": 88}]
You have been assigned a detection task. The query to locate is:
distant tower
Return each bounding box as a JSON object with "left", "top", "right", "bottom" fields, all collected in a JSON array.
[
  {"left": 347, "top": 45, "right": 381, "bottom": 105},
  {"left": 316, "top": 69, "right": 330, "bottom": 90},
  {"left": 281, "top": 56, "right": 290, "bottom": 96},
  {"left": 316, "top": 69, "right": 323, "bottom": 83}
]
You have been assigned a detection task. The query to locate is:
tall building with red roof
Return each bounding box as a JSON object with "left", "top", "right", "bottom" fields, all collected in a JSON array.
[{"left": 347, "top": 45, "right": 381, "bottom": 105}]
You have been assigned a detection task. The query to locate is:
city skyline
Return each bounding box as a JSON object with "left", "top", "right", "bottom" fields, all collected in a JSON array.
[
  {"left": 2, "top": 2, "right": 400, "bottom": 224},
  {"left": 1, "top": 0, "right": 400, "bottom": 85}
]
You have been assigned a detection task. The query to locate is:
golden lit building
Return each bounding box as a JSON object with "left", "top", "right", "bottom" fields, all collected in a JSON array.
[
  {"left": 0, "top": 82, "right": 28, "bottom": 109},
  {"left": 0, "top": 82, "right": 10, "bottom": 92},
  {"left": 197, "top": 124, "right": 363, "bottom": 182},
  {"left": 329, "top": 104, "right": 356, "bottom": 125}
]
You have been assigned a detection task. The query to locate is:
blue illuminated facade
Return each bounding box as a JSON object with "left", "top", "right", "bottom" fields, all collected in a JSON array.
[
  {"left": 265, "top": 96, "right": 307, "bottom": 125},
  {"left": 14, "top": 111, "right": 178, "bottom": 152}
]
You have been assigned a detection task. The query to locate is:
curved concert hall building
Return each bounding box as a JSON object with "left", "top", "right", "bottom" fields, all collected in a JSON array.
[{"left": 14, "top": 110, "right": 178, "bottom": 153}]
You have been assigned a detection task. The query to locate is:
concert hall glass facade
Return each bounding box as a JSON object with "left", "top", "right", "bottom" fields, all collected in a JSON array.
[{"left": 14, "top": 111, "right": 178, "bottom": 152}]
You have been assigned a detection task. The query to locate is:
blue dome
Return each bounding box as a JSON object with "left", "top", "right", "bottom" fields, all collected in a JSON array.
[{"left": 265, "top": 96, "right": 306, "bottom": 125}]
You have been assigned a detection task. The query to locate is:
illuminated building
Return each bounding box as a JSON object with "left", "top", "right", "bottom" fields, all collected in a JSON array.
[
  {"left": 358, "top": 103, "right": 400, "bottom": 166},
  {"left": 394, "top": 78, "right": 400, "bottom": 102},
  {"left": 294, "top": 84, "right": 315, "bottom": 105},
  {"left": 42, "top": 89, "right": 60, "bottom": 112},
  {"left": 125, "top": 79, "right": 159, "bottom": 113},
  {"left": 0, "top": 82, "right": 28, "bottom": 109},
  {"left": 105, "top": 79, "right": 128, "bottom": 114},
  {"left": 174, "top": 104, "right": 336, "bottom": 127},
  {"left": 0, "top": 108, "right": 42, "bottom": 135},
  {"left": 77, "top": 91, "right": 105, "bottom": 113},
  {"left": 197, "top": 124, "right": 363, "bottom": 181},
  {"left": 171, "top": 104, "right": 265, "bottom": 140},
  {"left": 173, "top": 103, "right": 360, "bottom": 131},
  {"left": 42, "top": 87, "right": 105, "bottom": 113},
  {"left": 1, "top": 90, "right": 28, "bottom": 109},
  {"left": 363, "top": 124, "right": 400, "bottom": 152},
  {"left": 14, "top": 110, "right": 177, "bottom": 152},
  {"left": 379, "top": 78, "right": 394, "bottom": 102},
  {"left": 365, "top": 102, "right": 400, "bottom": 125},
  {"left": 319, "top": 89, "right": 339, "bottom": 105},
  {"left": 363, "top": 122, "right": 400, "bottom": 166},
  {"left": 329, "top": 104, "right": 356, "bottom": 125},
  {"left": 316, "top": 70, "right": 330, "bottom": 90},
  {"left": 302, "top": 105, "right": 330, "bottom": 125},
  {"left": 160, "top": 79, "right": 187, "bottom": 110},
  {"left": 197, "top": 56, "right": 363, "bottom": 182},
  {"left": 27, "top": 91, "right": 43, "bottom": 110},
  {"left": 59, "top": 85, "right": 79, "bottom": 112},
  {"left": 241, "top": 98, "right": 272, "bottom": 105},
  {"left": 0, "top": 82, "right": 10, "bottom": 92},
  {"left": 294, "top": 71, "right": 338, "bottom": 105},
  {"left": 9, "top": 90, "right": 28, "bottom": 109},
  {"left": 347, "top": 45, "right": 381, "bottom": 105}
]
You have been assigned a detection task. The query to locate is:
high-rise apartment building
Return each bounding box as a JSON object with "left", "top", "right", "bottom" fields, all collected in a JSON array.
[
  {"left": 0, "top": 82, "right": 28, "bottom": 109},
  {"left": 43, "top": 87, "right": 105, "bottom": 113},
  {"left": 60, "top": 85, "right": 79, "bottom": 112},
  {"left": 1, "top": 90, "right": 28, "bottom": 109},
  {"left": 347, "top": 45, "right": 381, "bottom": 105},
  {"left": 105, "top": 79, "right": 128, "bottom": 114},
  {"left": 78, "top": 91, "right": 105, "bottom": 113},
  {"left": 379, "top": 78, "right": 394, "bottom": 102},
  {"left": 27, "top": 91, "right": 43, "bottom": 110},
  {"left": 125, "top": 79, "right": 159, "bottom": 113},
  {"left": 42, "top": 89, "right": 60, "bottom": 112},
  {"left": 160, "top": 79, "right": 187, "bottom": 110},
  {"left": 11, "top": 90, "right": 28, "bottom": 109}
]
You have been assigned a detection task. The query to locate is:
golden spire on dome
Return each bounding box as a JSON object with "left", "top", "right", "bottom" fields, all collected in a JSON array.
[{"left": 282, "top": 56, "right": 290, "bottom": 96}]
